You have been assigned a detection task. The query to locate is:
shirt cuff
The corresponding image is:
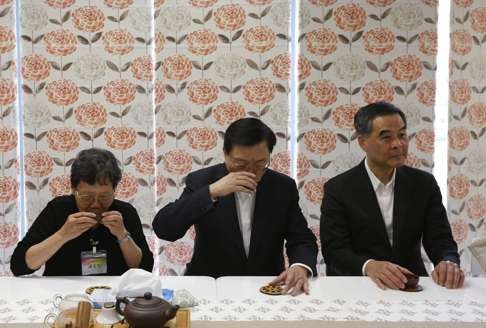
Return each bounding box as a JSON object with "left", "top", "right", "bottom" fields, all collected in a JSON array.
[
  {"left": 290, "top": 263, "right": 313, "bottom": 278},
  {"left": 362, "top": 259, "right": 374, "bottom": 276}
]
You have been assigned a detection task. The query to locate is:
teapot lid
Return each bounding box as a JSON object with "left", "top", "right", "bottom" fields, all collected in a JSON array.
[{"left": 131, "top": 292, "right": 165, "bottom": 309}]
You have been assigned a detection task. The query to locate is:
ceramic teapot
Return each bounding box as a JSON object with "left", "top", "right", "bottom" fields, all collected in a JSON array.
[{"left": 115, "top": 292, "right": 179, "bottom": 328}]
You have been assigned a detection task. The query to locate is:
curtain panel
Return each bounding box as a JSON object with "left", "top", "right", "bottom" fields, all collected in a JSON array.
[{"left": 0, "top": 0, "right": 454, "bottom": 277}]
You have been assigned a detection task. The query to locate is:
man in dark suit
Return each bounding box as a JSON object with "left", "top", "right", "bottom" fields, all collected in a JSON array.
[
  {"left": 321, "top": 102, "right": 464, "bottom": 290},
  {"left": 153, "top": 118, "right": 317, "bottom": 295}
]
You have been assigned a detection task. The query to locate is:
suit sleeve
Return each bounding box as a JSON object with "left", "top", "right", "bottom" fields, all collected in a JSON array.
[
  {"left": 284, "top": 181, "right": 318, "bottom": 276},
  {"left": 422, "top": 175, "right": 460, "bottom": 266},
  {"left": 10, "top": 202, "right": 59, "bottom": 276},
  {"left": 152, "top": 173, "right": 214, "bottom": 242},
  {"left": 124, "top": 205, "right": 154, "bottom": 272},
  {"left": 320, "top": 179, "right": 369, "bottom": 276}
]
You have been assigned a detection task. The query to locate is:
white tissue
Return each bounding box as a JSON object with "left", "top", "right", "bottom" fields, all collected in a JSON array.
[{"left": 112, "top": 268, "right": 161, "bottom": 298}]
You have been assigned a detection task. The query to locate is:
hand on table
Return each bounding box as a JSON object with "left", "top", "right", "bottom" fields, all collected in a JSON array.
[
  {"left": 431, "top": 260, "right": 464, "bottom": 289},
  {"left": 268, "top": 266, "right": 310, "bottom": 296},
  {"left": 365, "top": 260, "right": 413, "bottom": 290}
]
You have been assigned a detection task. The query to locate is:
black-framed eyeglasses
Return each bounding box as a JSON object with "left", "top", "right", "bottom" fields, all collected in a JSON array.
[
  {"left": 228, "top": 156, "right": 270, "bottom": 172},
  {"left": 75, "top": 191, "right": 114, "bottom": 204}
]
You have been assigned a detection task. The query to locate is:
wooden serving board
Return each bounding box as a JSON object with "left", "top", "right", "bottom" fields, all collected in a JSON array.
[{"left": 55, "top": 308, "right": 190, "bottom": 328}]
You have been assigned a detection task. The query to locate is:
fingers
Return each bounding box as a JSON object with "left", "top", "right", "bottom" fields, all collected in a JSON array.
[
  {"left": 371, "top": 277, "right": 386, "bottom": 290},
  {"left": 268, "top": 272, "right": 285, "bottom": 286},
  {"left": 290, "top": 279, "right": 304, "bottom": 297},
  {"left": 458, "top": 270, "right": 465, "bottom": 288},
  {"left": 281, "top": 272, "right": 293, "bottom": 295},
  {"left": 367, "top": 262, "right": 406, "bottom": 290},
  {"left": 431, "top": 268, "right": 439, "bottom": 284},
  {"left": 445, "top": 262, "right": 455, "bottom": 288},
  {"left": 452, "top": 266, "right": 461, "bottom": 289},
  {"left": 396, "top": 265, "right": 414, "bottom": 276},
  {"left": 72, "top": 212, "right": 96, "bottom": 219},
  {"left": 233, "top": 175, "right": 258, "bottom": 191},
  {"left": 380, "top": 269, "right": 404, "bottom": 290},
  {"left": 437, "top": 262, "right": 448, "bottom": 286},
  {"left": 433, "top": 261, "right": 465, "bottom": 289},
  {"left": 381, "top": 264, "right": 406, "bottom": 289},
  {"left": 303, "top": 279, "right": 309, "bottom": 295}
]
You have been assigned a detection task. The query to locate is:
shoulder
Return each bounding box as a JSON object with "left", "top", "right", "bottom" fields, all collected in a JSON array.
[
  {"left": 326, "top": 163, "right": 364, "bottom": 187},
  {"left": 397, "top": 165, "right": 435, "bottom": 183},
  {"left": 186, "top": 164, "right": 226, "bottom": 184},
  {"left": 46, "top": 195, "right": 76, "bottom": 209},
  {"left": 264, "top": 169, "right": 296, "bottom": 186},
  {"left": 111, "top": 199, "right": 138, "bottom": 215}
]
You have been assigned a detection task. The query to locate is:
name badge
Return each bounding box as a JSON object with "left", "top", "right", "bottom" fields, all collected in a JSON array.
[{"left": 81, "top": 250, "right": 107, "bottom": 275}]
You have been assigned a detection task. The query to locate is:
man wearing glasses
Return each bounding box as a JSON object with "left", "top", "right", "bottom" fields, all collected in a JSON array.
[
  {"left": 11, "top": 148, "right": 153, "bottom": 276},
  {"left": 153, "top": 118, "right": 317, "bottom": 296}
]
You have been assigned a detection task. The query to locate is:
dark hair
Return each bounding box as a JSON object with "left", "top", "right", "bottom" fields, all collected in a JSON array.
[
  {"left": 223, "top": 118, "right": 276, "bottom": 153},
  {"left": 70, "top": 148, "right": 122, "bottom": 189},
  {"left": 354, "top": 102, "right": 407, "bottom": 136}
]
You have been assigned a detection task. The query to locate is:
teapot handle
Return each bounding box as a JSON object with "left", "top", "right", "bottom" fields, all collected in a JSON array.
[{"left": 115, "top": 297, "right": 129, "bottom": 316}]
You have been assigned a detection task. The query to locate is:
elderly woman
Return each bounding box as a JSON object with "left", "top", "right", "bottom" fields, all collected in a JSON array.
[{"left": 11, "top": 148, "right": 153, "bottom": 276}]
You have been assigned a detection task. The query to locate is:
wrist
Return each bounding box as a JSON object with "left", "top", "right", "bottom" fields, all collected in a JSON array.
[
  {"left": 54, "top": 230, "right": 71, "bottom": 244},
  {"left": 117, "top": 231, "right": 131, "bottom": 244},
  {"left": 209, "top": 183, "right": 220, "bottom": 200}
]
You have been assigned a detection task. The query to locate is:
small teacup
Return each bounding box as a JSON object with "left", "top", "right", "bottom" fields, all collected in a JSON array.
[
  {"left": 53, "top": 293, "right": 92, "bottom": 312},
  {"left": 44, "top": 308, "right": 77, "bottom": 328},
  {"left": 95, "top": 302, "right": 123, "bottom": 325}
]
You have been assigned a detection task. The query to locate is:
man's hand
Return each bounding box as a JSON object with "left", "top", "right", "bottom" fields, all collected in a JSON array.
[
  {"left": 57, "top": 212, "right": 98, "bottom": 242},
  {"left": 209, "top": 172, "right": 258, "bottom": 198},
  {"left": 431, "top": 261, "right": 464, "bottom": 289},
  {"left": 268, "top": 266, "right": 310, "bottom": 296},
  {"left": 365, "top": 260, "right": 413, "bottom": 290},
  {"left": 101, "top": 211, "right": 127, "bottom": 240}
]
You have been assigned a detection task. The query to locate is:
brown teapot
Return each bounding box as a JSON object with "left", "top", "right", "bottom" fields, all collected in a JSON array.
[{"left": 115, "top": 292, "right": 179, "bottom": 328}]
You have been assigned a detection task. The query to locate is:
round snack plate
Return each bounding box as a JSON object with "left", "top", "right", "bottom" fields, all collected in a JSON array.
[
  {"left": 259, "top": 285, "right": 283, "bottom": 296},
  {"left": 85, "top": 285, "right": 112, "bottom": 295},
  {"left": 401, "top": 284, "right": 424, "bottom": 292}
]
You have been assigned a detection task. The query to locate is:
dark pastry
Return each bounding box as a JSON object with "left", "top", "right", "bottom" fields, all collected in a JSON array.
[{"left": 401, "top": 273, "right": 423, "bottom": 292}]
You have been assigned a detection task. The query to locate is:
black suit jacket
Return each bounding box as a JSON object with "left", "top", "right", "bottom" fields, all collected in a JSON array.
[
  {"left": 321, "top": 161, "right": 459, "bottom": 276},
  {"left": 153, "top": 164, "right": 317, "bottom": 278}
]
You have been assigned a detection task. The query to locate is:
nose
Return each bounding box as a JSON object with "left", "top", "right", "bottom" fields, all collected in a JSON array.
[{"left": 391, "top": 137, "right": 405, "bottom": 149}]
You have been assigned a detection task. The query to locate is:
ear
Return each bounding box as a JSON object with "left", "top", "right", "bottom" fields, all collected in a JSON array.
[{"left": 357, "top": 135, "right": 367, "bottom": 152}]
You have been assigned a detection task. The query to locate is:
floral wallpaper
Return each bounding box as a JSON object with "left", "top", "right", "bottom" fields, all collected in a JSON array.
[
  {"left": 448, "top": 0, "right": 486, "bottom": 274},
  {"left": 0, "top": 0, "right": 18, "bottom": 277},
  {"left": 0, "top": 0, "right": 479, "bottom": 277}
]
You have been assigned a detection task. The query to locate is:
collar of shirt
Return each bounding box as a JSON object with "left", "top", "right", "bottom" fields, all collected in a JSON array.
[{"left": 364, "top": 158, "right": 396, "bottom": 193}]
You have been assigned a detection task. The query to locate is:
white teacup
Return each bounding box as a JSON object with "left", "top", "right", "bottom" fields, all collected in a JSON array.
[
  {"left": 53, "top": 293, "right": 92, "bottom": 312},
  {"left": 44, "top": 308, "right": 77, "bottom": 328}
]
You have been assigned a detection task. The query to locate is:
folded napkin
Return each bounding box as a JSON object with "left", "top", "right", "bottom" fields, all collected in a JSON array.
[
  {"left": 172, "top": 289, "right": 198, "bottom": 308},
  {"left": 112, "top": 269, "right": 161, "bottom": 298}
]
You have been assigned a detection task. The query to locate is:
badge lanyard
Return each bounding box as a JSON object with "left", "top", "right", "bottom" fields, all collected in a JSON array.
[{"left": 89, "top": 227, "right": 100, "bottom": 254}]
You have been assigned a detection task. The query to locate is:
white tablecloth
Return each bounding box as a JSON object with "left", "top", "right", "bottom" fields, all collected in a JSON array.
[{"left": 0, "top": 276, "right": 485, "bottom": 323}]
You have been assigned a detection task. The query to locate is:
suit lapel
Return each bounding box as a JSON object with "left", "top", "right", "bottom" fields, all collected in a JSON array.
[
  {"left": 392, "top": 167, "right": 412, "bottom": 256},
  {"left": 355, "top": 162, "right": 392, "bottom": 250}
]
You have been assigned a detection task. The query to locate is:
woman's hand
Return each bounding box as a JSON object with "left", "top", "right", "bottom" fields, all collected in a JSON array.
[
  {"left": 57, "top": 212, "right": 98, "bottom": 242},
  {"left": 100, "top": 211, "right": 127, "bottom": 240}
]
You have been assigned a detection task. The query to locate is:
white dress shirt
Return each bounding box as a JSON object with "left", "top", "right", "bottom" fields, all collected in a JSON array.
[
  {"left": 235, "top": 191, "right": 255, "bottom": 257},
  {"left": 362, "top": 158, "right": 396, "bottom": 275},
  {"left": 234, "top": 191, "right": 313, "bottom": 276}
]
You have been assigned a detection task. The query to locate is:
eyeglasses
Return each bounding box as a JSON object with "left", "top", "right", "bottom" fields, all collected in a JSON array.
[
  {"left": 228, "top": 156, "right": 270, "bottom": 173},
  {"left": 75, "top": 191, "right": 114, "bottom": 204}
]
